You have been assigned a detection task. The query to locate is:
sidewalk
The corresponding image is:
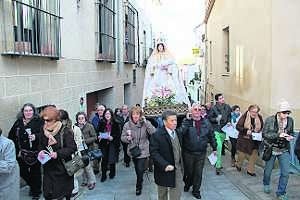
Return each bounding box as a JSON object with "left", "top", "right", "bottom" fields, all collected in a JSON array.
[
  {"left": 221, "top": 150, "right": 300, "bottom": 200},
  {"left": 20, "top": 151, "right": 300, "bottom": 200}
]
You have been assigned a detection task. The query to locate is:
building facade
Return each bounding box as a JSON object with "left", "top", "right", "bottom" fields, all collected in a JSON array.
[
  {"left": 0, "top": 0, "right": 153, "bottom": 135},
  {"left": 204, "top": 0, "right": 300, "bottom": 128}
]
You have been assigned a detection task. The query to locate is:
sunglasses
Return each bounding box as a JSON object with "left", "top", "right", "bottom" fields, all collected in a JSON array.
[
  {"left": 281, "top": 111, "right": 291, "bottom": 115},
  {"left": 44, "top": 118, "right": 54, "bottom": 122},
  {"left": 193, "top": 108, "right": 205, "bottom": 111}
]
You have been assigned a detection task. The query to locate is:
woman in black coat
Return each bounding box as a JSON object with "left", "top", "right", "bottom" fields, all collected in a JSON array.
[
  {"left": 8, "top": 103, "right": 44, "bottom": 200},
  {"left": 98, "top": 108, "right": 121, "bottom": 182},
  {"left": 39, "top": 106, "right": 77, "bottom": 200}
]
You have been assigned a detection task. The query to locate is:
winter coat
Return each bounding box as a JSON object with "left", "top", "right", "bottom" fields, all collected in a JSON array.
[
  {"left": 150, "top": 127, "right": 182, "bottom": 188},
  {"left": 262, "top": 115, "right": 294, "bottom": 152},
  {"left": 0, "top": 135, "right": 20, "bottom": 200},
  {"left": 236, "top": 113, "right": 263, "bottom": 155},
  {"left": 39, "top": 126, "right": 77, "bottom": 199},
  {"left": 98, "top": 120, "right": 121, "bottom": 164},
  {"left": 78, "top": 122, "right": 97, "bottom": 150},
  {"left": 8, "top": 117, "right": 44, "bottom": 155},
  {"left": 208, "top": 103, "right": 232, "bottom": 132},
  {"left": 179, "top": 118, "right": 216, "bottom": 155},
  {"left": 121, "top": 119, "right": 156, "bottom": 159}
]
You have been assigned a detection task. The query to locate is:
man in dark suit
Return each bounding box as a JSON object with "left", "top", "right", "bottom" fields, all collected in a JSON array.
[
  {"left": 150, "top": 110, "right": 182, "bottom": 200},
  {"left": 120, "top": 104, "right": 130, "bottom": 167}
]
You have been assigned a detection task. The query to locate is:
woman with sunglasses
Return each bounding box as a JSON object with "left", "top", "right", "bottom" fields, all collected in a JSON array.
[
  {"left": 39, "top": 106, "right": 77, "bottom": 200},
  {"left": 262, "top": 100, "right": 294, "bottom": 200},
  {"left": 8, "top": 103, "right": 43, "bottom": 200}
]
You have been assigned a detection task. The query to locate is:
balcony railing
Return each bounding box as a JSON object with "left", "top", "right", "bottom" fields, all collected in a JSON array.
[{"left": 1, "top": 0, "right": 61, "bottom": 59}]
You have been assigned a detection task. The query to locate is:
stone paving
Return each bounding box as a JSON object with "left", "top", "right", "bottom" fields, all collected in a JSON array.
[{"left": 20, "top": 151, "right": 300, "bottom": 200}]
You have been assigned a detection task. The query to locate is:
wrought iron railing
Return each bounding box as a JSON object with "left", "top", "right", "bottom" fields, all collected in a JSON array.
[{"left": 1, "top": 0, "right": 61, "bottom": 59}]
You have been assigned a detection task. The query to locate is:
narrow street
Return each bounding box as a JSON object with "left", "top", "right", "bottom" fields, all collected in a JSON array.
[{"left": 20, "top": 151, "right": 300, "bottom": 200}]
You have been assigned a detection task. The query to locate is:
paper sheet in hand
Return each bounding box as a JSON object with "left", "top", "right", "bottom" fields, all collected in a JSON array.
[
  {"left": 99, "top": 132, "right": 109, "bottom": 139},
  {"left": 252, "top": 132, "right": 262, "bottom": 141},
  {"left": 207, "top": 152, "right": 217, "bottom": 165},
  {"left": 222, "top": 125, "right": 238, "bottom": 139},
  {"left": 38, "top": 152, "right": 51, "bottom": 165}
]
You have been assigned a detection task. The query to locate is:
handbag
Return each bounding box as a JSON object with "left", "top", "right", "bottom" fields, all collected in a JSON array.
[
  {"left": 262, "top": 143, "right": 273, "bottom": 161},
  {"left": 16, "top": 128, "right": 38, "bottom": 166},
  {"left": 129, "top": 145, "right": 142, "bottom": 158},
  {"left": 20, "top": 149, "right": 39, "bottom": 166},
  {"left": 60, "top": 128, "right": 89, "bottom": 176},
  {"left": 88, "top": 149, "right": 103, "bottom": 160},
  {"left": 129, "top": 126, "right": 142, "bottom": 158}
]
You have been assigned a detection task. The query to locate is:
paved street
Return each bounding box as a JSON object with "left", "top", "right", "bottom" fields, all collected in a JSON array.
[{"left": 20, "top": 150, "right": 300, "bottom": 200}]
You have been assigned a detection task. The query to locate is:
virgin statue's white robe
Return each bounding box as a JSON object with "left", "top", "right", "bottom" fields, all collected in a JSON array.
[{"left": 142, "top": 49, "right": 190, "bottom": 107}]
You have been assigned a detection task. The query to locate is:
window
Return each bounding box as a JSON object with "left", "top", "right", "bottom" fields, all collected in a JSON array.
[
  {"left": 124, "top": 3, "right": 136, "bottom": 64},
  {"left": 2, "top": 0, "right": 61, "bottom": 58},
  {"left": 142, "top": 30, "right": 147, "bottom": 66},
  {"left": 96, "top": 0, "right": 116, "bottom": 62},
  {"left": 223, "top": 26, "right": 230, "bottom": 72}
]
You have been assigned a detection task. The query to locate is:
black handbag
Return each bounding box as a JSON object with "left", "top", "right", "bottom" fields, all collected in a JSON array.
[
  {"left": 129, "top": 126, "right": 142, "bottom": 158},
  {"left": 60, "top": 128, "right": 89, "bottom": 176},
  {"left": 16, "top": 128, "right": 38, "bottom": 166},
  {"left": 129, "top": 145, "right": 142, "bottom": 158},
  {"left": 262, "top": 144, "right": 273, "bottom": 161},
  {"left": 20, "top": 149, "right": 39, "bottom": 166},
  {"left": 88, "top": 149, "right": 103, "bottom": 160}
]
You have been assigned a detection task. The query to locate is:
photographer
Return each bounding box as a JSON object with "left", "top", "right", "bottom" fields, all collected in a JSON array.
[{"left": 262, "top": 100, "right": 294, "bottom": 200}]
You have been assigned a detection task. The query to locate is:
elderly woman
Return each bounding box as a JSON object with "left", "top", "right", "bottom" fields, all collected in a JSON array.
[
  {"left": 121, "top": 106, "right": 156, "bottom": 196},
  {"left": 75, "top": 112, "right": 97, "bottom": 190},
  {"left": 39, "top": 106, "right": 77, "bottom": 200},
  {"left": 98, "top": 108, "right": 121, "bottom": 182},
  {"left": 235, "top": 104, "right": 263, "bottom": 176},
  {"left": 8, "top": 103, "right": 43, "bottom": 200},
  {"left": 0, "top": 127, "right": 20, "bottom": 200}
]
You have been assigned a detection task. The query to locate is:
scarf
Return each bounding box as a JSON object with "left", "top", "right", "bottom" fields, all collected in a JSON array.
[
  {"left": 23, "top": 117, "right": 32, "bottom": 126},
  {"left": 43, "top": 121, "right": 62, "bottom": 146},
  {"left": 195, "top": 120, "right": 201, "bottom": 136},
  {"left": 105, "top": 122, "right": 112, "bottom": 133},
  {"left": 231, "top": 112, "right": 240, "bottom": 123},
  {"left": 244, "top": 111, "right": 261, "bottom": 132},
  {"left": 277, "top": 114, "right": 287, "bottom": 134}
]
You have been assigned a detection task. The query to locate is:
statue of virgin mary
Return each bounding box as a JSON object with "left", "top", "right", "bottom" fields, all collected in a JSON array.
[{"left": 142, "top": 37, "right": 190, "bottom": 107}]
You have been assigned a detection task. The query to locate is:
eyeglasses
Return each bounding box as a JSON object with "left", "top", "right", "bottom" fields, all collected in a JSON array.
[
  {"left": 281, "top": 111, "right": 291, "bottom": 115},
  {"left": 193, "top": 108, "right": 204, "bottom": 111},
  {"left": 43, "top": 118, "right": 54, "bottom": 122}
]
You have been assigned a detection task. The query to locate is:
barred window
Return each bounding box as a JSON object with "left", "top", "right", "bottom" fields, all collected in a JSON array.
[
  {"left": 124, "top": 3, "right": 136, "bottom": 64},
  {"left": 96, "top": 0, "right": 116, "bottom": 62},
  {"left": 1, "top": 0, "right": 61, "bottom": 59}
]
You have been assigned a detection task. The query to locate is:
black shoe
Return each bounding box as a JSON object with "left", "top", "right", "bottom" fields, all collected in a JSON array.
[
  {"left": 101, "top": 175, "right": 107, "bottom": 182},
  {"left": 125, "top": 163, "right": 130, "bottom": 167},
  {"left": 109, "top": 174, "right": 115, "bottom": 179},
  {"left": 236, "top": 166, "right": 242, "bottom": 172},
  {"left": 148, "top": 167, "right": 153, "bottom": 172},
  {"left": 247, "top": 171, "right": 256, "bottom": 177},
  {"left": 184, "top": 185, "right": 190, "bottom": 192},
  {"left": 32, "top": 196, "right": 40, "bottom": 200},
  {"left": 136, "top": 189, "right": 142, "bottom": 196},
  {"left": 192, "top": 192, "right": 201, "bottom": 199},
  {"left": 216, "top": 168, "right": 223, "bottom": 175},
  {"left": 94, "top": 170, "right": 99, "bottom": 175}
]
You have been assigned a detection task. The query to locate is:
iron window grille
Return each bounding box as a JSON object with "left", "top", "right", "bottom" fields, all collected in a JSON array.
[
  {"left": 96, "top": 0, "right": 116, "bottom": 62},
  {"left": 124, "top": 2, "right": 136, "bottom": 64},
  {"left": 1, "top": 0, "right": 61, "bottom": 59}
]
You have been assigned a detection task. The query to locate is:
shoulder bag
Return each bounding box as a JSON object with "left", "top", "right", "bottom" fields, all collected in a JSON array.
[
  {"left": 60, "top": 128, "right": 89, "bottom": 176},
  {"left": 129, "top": 127, "right": 142, "bottom": 158}
]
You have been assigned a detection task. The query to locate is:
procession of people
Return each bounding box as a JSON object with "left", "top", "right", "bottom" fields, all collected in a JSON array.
[{"left": 0, "top": 37, "right": 299, "bottom": 200}]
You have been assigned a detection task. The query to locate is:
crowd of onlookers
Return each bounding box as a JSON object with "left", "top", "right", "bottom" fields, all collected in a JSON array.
[{"left": 0, "top": 94, "right": 300, "bottom": 200}]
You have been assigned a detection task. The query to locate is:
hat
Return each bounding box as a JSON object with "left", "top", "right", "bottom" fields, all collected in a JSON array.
[{"left": 278, "top": 99, "right": 291, "bottom": 112}]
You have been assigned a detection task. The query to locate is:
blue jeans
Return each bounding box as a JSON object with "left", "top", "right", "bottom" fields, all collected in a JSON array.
[{"left": 263, "top": 151, "right": 290, "bottom": 196}]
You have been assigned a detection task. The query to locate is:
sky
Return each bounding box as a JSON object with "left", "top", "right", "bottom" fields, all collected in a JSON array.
[{"left": 139, "top": 0, "right": 205, "bottom": 61}]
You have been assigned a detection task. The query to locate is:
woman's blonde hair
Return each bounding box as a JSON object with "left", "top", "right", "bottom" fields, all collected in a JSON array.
[{"left": 129, "top": 106, "right": 143, "bottom": 120}]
